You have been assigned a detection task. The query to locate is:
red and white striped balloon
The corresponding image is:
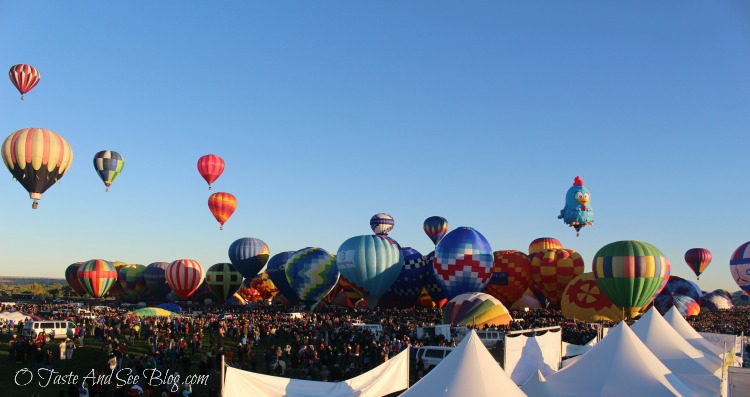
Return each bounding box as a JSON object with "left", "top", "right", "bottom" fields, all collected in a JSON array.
[{"left": 166, "top": 259, "right": 204, "bottom": 300}]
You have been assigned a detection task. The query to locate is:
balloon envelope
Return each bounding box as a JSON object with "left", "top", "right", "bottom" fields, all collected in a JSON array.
[
  {"left": 144, "top": 262, "right": 170, "bottom": 299},
  {"left": 197, "top": 154, "right": 225, "bottom": 189},
  {"left": 684, "top": 248, "right": 712, "bottom": 280},
  {"left": 78, "top": 259, "right": 117, "bottom": 299},
  {"left": 530, "top": 249, "right": 584, "bottom": 309},
  {"left": 93, "top": 150, "right": 124, "bottom": 191},
  {"left": 730, "top": 241, "right": 750, "bottom": 294},
  {"left": 228, "top": 237, "right": 270, "bottom": 279},
  {"left": 730, "top": 290, "right": 750, "bottom": 306},
  {"left": 561, "top": 272, "right": 624, "bottom": 322},
  {"left": 433, "top": 227, "right": 493, "bottom": 300},
  {"left": 166, "top": 259, "right": 204, "bottom": 300},
  {"left": 1, "top": 128, "right": 73, "bottom": 208},
  {"left": 205, "top": 263, "right": 243, "bottom": 301},
  {"left": 370, "top": 213, "right": 395, "bottom": 236},
  {"left": 119, "top": 264, "right": 147, "bottom": 301},
  {"left": 484, "top": 250, "right": 532, "bottom": 307},
  {"left": 423, "top": 216, "right": 448, "bottom": 246},
  {"left": 8, "top": 64, "right": 40, "bottom": 99},
  {"left": 387, "top": 247, "right": 427, "bottom": 305},
  {"left": 65, "top": 263, "right": 86, "bottom": 294},
  {"left": 443, "top": 292, "right": 512, "bottom": 327},
  {"left": 285, "top": 247, "right": 339, "bottom": 309},
  {"left": 700, "top": 291, "right": 732, "bottom": 312},
  {"left": 528, "top": 238, "right": 562, "bottom": 256},
  {"left": 593, "top": 240, "right": 668, "bottom": 318},
  {"left": 266, "top": 251, "right": 299, "bottom": 303},
  {"left": 336, "top": 235, "right": 404, "bottom": 308},
  {"left": 208, "top": 192, "right": 237, "bottom": 230}
]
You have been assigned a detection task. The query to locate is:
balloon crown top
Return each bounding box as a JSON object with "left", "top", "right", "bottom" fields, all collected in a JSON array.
[{"left": 573, "top": 176, "right": 584, "bottom": 186}]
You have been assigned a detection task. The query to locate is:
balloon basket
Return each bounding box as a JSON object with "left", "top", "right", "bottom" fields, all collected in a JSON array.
[{"left": 32, "top": 200, "right": 38, "bottom": 209}]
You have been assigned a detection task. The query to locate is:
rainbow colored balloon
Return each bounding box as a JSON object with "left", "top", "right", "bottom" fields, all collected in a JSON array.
[
  {"left": 119, "top": 264, "right": 147, "bottom": 301},
  {"left": 285, "top": 247, "right": 340, "bottom": 309},
  {"left": 336, "top": 234, "right": 404, "bottom": 308},
  {"left": 530, "top": 249, "right": 584, "bottom": 309},
  {"left": 205, "top": 263, "right": 243, "bottom": 301},
  {"left": 423, "top": 216, "right": 449, "bottom": 246},
  {"left": 654, "top": 291, "right": 701, "bottom": 317},
  {"left": 433, "top": 227, "right": 494, "bottom": 300},
  {"left": 484, "top": 250, "right": 533, "bottom": 307},
  {"left": 593, "top": 240, "right": 669, "bottom": 318},
  {"left": 730, "top": 241, "right": 750, "bottom": 294},
  {"left": 443, "top": 292, "right": 512, "bottom": 327},
  {"left": 684, "top": 248, "right": 712, "bottom": 280},
  {"left": 77, "top": 259, "right": 117, "bottom": 299}
]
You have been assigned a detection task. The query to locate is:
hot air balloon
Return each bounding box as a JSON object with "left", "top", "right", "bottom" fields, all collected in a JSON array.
[
  {"left": 730, "top": 290, "right": 750, "bottom": 306},
  {"left": 197, "top": 154, "right": 225, "bottom": 190},
  {"left": 205, "top": 263, "right": 243, "bottom": 301},
  {"left": 530, "top": 249, "right": 584, "bottom": 309},
  {"left": 528, "top": 238, "right": 563, "bottom": 256},
  {"left": 93, "top": 150, "right": 124, "bottom": 192},
  {"left": 107, "top": 261, "right": 128, "bottom": 300},
  {"left": 684, "top": 248, "right": 712, "bottom": 280},
  {"left": 250, "top": 270, "right": 278, "bottom": 300},
  {"left": 65, "top": 263, "right": 87, "bottom": 294},
  {"left": 226, "top": 292, "right": 247, "bottom": 305},
  {"left": 165, "top": 259, "right": 204, "bottom": 300},
  {"left": 730, "top": 241, "right": 750, "bottom": 294},
  {"left": 208, "top": 192, "right": 237, "bottom": 230},
  {"left": 433, "top": 227, "right": 494, "bottom": 300},
  {"left": 266, "top": 251, "right": 299, "bottom": 303},
  {"left": 119, "top": 264, "right": 147, "bottom": 302},
  {"left": 483, "top": 250, "right": 533, "bottom": 307},
  {"left": 423, "top": 216, "right": 449, "bottom": 246},
  {"left": 2, "top": 128, "right": 73, "bottom": 208},
  {"left": 77, "top": 259, "right": 117, "bottom": 299},
  {"left": 558, "top": 176, "right": 594, "bottom": 236},
  {"left": 285, "top": 247, "right": 339, "bottom": 309},
  {"left": 228, "top": 238, "right": 270, "bottom": 279},
  {"left": 443, "top": 292, "right": 512, "bottom": 327},
  {"left": 387, "top": 247, "right": 427, "bottom": 305},
  {"left": 560, "top": 272, "right": 624, "bottom": 322},
  {"left": 423, "top": 251, "right": 448, "bottom": 308},
  {"left": 8, "top": 64, "right": 40, "bottom": 100},
  {"left": 700, "top": 291, "right": 732, "bottom": 312},
  {"left": 592, "top": 240, "right": 669, "bottom": 318},
  {"left": 511, "top": 288, "right": 544, "bottom": 310},
  {"left": 336, "top": 235, "right": 404, "bottom": 308},
  {"left": 653, "top": 277, "right": 702, "bottom": 317},
  {"left": 144, "top": 262, "right": 171, "bottom": 299},
  {"left": 370, "top": 213, "right": 394, "bottom": 236}
]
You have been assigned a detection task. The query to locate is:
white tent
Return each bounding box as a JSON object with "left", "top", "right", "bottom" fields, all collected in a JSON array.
[
  {"left": 506, "top": 331, "right": 560, "bottom": 385},
  {"left": 0, "top": 311, "right": 32, "bottom": 322},
  {"left": 401, "top": 330, "right": 527, "bottom": 397},
  {"left": 224, "top": 347, "right": 409, "bottom": 397},
  {"left": 631, "top": 307, "right": 721, "bottom": 397},
  {"left": 543, "top": 322, "right": 698, "bottom": 397},
  {"left": 521, "top": 370, "right": 558, "bottom": 397},
  {"left": 664, "top": 306, "right": 725, "bottom": 357}
]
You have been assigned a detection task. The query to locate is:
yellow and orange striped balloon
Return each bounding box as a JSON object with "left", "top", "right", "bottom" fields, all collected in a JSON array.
[{"left": 208, "top": 192, "right": 237, "bottom": 230}]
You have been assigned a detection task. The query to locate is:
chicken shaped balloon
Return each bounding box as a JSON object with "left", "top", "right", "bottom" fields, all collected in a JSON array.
[{"left": 558, "top": 176, "right": 594, "bottom": 236}]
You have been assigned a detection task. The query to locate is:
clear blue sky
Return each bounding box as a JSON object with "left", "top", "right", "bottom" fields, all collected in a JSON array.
[{"left": 1, "top": 1, "right": 749, "bottom": 294}]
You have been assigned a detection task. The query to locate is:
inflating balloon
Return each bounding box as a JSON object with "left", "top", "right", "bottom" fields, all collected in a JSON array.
[
  {"left": 119, "top": 264, "right": 147, "bottom": 302},
  {"left": 208, "top": 192, "right": 237, "bottom": 230},
  {"left": 8, "top": 64, "right": 40, "bottom": 100},
  {"left": 700, "top": 291, "right": 732, "bottom": 312},
  {"left": 433, "top": 227, "right": 493, "bottom": 300},
  {"left": 558, "top": 176, "right": 594, "bottom": 236},
  {"left": 593, "top": 240, "right": 668, "bottom": 318},
  {"left": 166, "top": 259, "right": 204, "bottom": 300},
  {"left": 336, "top": 234, "right": 404, "bottom": 308},
  {"left": 528, "top": 237, "right": 562, "bottom": 256},
  {"left": 93, "top": 150, "right": 125, "bottom": 192},
  {"left": 285, "top": 247, "right": 339, "bottom": 309},
  {"left": 77, "top": 259, "right": 117, "bottom": 299},
  {"left": 205, "top": 263, "right": 243, "bottom": 301},
  {"left": 530, "top": 249, "right": 584, "bottom": 309},
  {"left": 443, "top": 292, "right": 512, "bottom": 327},
  {"left": 388, "top": 247, "right": 427, "bottom": 304},
  {"left": 484, "top": 250, "right": 533, "bottom": 307},
  {"left": 730, "top": 241, "right": 750, "bottom": 294},
  {"left": 561, "top": 272, "right": 624, "bottom": 322},
  {"left": 370, "top": 213, "right": 395, "bottom": 236},
  {"left": 65, "top": 262, "right": 86, "bottom": 294},
  {"left": 144, "top": 262, "right": 170, "bottom": 299},
  {"left": 2, "top": 128, "right": 73, "bottom": 208},
  {"left": 423, "top": 216, "right": 449, "bottom": 246},
  {"left": 228, "top": 237, "right": 270, "bottom": 279},
  {"left": 266, "top": 251, "right": 299, "bottom": 303},
  {"left": 197, "top": 154, "right": 225, "bottom": 190}
]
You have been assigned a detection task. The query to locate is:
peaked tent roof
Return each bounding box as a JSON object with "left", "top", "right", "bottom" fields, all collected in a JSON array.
[
  {"left": 631, "top": 307, "right": 721, "bottom": 397},
  {"left": 544, "top": 322, "right": 698, "bottom": 397},
  {"left": 663, "top": 306, "right": 724, "bottom": 357},
  {"left": 401, "top": 329, "right": 527, "bottom": 397},
  {"left": 521, "top": 370, "right": 559, "bottom": 397}
]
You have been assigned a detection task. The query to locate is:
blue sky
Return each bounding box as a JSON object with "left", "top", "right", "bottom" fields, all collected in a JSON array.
[{"left": 1, "top": 1, "right": 749, "bottom": 293}]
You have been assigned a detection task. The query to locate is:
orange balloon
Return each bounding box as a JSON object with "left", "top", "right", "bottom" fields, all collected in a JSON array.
[
  {"left": 208, "top": 192, "right": 237, "bottom": 230},
  {"left": 530, "top": 249, "right": 584, "bottom": 309}
]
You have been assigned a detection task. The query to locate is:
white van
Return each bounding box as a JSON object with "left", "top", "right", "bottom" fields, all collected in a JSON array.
[
  {"left": 415, "top": 346, "right": 455, "bottom": 370},
  {"left": 22, "top": 321, "right": 76, "bottom": 341},
  {"left": 475, "top": 330, "right": 503, "bottom": 347}
]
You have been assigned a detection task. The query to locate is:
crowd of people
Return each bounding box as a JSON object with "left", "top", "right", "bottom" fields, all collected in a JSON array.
[{"left": 2, "top": 300, "right": 749, "bottom": 397}]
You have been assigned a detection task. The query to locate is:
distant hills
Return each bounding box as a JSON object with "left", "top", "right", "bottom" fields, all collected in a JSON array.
[{"left": 0, "top": 276, "right": 66, "bottom": 285}]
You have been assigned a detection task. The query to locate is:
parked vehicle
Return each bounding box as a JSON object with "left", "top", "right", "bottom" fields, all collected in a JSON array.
[
  {"left": 22, "top": 320, "right": 76, "bottom": 341},
  {"left": 415, "top": 346, "right": 455, "bottom": 370},
  {"left": 475, "top": 330, "right": 504, "bottom": 347}
]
